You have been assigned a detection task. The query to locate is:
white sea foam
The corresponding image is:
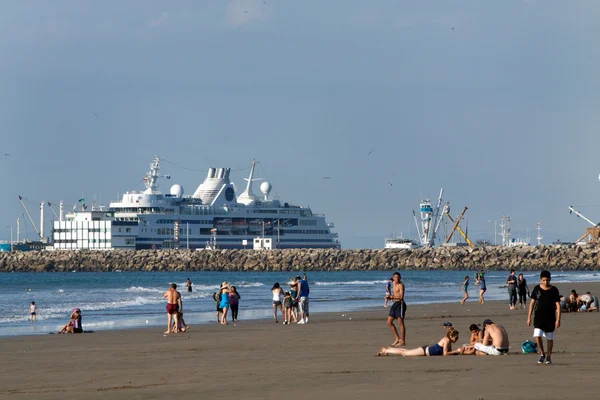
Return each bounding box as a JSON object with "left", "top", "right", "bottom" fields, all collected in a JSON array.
[
  {"left": 313, "top": 280, "right": 388, "bottom": 286},
  {"left": 125, "top": 286, "right": 164, "bottom": 294}
]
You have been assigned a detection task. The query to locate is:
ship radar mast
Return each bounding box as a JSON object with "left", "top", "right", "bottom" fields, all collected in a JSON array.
[
  {"left": 237, "top": 159, "right": 263, "bottom": 205},
  {"left": 144, "top": 157, "right": 169, "bottom": 194}
]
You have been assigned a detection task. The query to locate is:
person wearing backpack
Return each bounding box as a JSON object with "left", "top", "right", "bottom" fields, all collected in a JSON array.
[{"left": 213, "top": 285, "right": 224, "bottom": 323}]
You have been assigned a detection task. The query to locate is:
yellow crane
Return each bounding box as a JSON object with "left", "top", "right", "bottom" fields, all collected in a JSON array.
[{"left": 444, "top": 206, "right": 475, "bottom": 248}]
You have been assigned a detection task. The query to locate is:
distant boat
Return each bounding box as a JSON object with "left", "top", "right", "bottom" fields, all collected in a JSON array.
[{"left": 384, "top": 234, "right": 421, "bottom": 249}]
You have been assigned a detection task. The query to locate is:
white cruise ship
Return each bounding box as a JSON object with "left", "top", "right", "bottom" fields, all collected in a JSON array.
[{"left": 53, "top": 158, "right": 340, "bottom": 250}]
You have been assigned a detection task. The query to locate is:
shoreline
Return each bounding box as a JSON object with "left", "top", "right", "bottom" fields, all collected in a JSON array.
[
  {"left": 2, "top": 277, "right": 598, "bottom": 338},
  {"left": 1, "top": 282, "right": 599, "bottom": 399}
]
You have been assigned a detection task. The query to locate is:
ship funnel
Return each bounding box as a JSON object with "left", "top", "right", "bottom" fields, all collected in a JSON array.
[{"left": 208, "top": 168, "right": 216, "bottom": 179}]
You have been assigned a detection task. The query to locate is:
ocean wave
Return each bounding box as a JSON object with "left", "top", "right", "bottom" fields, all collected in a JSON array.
[
  {"left": 313, "top": 280, "right": 389, "bottom": 286},
  {"left": 125, "top": 286, "right": 164, "bottom": 294}
]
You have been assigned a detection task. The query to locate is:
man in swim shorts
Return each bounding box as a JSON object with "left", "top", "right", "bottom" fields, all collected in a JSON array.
[
  {"left": 386, "top": 272, "right": 407, "bottom": 346},
  {"left": 163, "top": 283, "right": 182, "bottom": 334},
  {"left": 474, "top": 319, "right": 510, "bottom": 355},
  {"left": 528, "top": 270, "right": 560, "bottom": 364}
]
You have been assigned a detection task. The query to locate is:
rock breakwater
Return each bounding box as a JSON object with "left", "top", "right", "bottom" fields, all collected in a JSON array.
[{"left": 1, "top": 245, "right": 599, "bottom": 272}]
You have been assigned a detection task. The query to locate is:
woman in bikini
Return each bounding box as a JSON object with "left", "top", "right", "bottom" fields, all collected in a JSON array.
[{"left": 377, "top": 328, "right": 463, "bottom": 357}]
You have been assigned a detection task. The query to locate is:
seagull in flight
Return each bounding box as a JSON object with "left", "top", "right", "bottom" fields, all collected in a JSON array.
[
  {"left": 387, "top": 183, "right": 393, "bottom": 186},
  {"left": 244, "top": 10, "right": 249, "bottom": 13},
  {"left": 322, "top": 176, "right": 331, "bottom": 180},
  {"left": 93, "top": 112, "right": 98, "bottom": 116},
  {"left": 4, "top": 153, "right": 9, "bottom": 156},
  {"left": 368, "top": 150, "right": 373, "bottom": 155}
]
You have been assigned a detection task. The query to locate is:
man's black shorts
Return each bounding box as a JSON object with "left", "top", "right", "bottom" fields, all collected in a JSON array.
[{"left": 389, "top": 300, "right": 407, "bottom": 319}]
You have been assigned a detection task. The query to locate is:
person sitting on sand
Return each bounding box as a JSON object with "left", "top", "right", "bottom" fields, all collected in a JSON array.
[
  {"left": 173, "top": 311, "right": 188, "bottom": 333},
  {"left": 569, "top": 290, "right": 579, "bottom": 312},
  {"left": 469, "top": 324, "right": 483, "bottom": 344},
  {"left": 473, "top": 319, "right": 510, "bottom": 355},
  {"left": 377, "top": 327, "right": 463, "bottom": 357},
  {"left": 58, "top": 308, "right": 83, "bottom": 334},
  {"left": 586, "top": 293, "right": 599, "bottom": 312}
]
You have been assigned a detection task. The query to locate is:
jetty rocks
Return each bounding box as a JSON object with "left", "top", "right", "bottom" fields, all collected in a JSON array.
[{"left": 1, "top": 245, "right": 599, "bottom": 272}]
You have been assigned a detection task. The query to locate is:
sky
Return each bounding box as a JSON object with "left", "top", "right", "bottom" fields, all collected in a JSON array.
[{"left": 1, "top": 0, "right": 599, "bottom": 249}]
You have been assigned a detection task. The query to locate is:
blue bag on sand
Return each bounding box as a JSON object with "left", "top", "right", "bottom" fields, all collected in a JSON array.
[{"left": 521, "top": 340, "right": 538, "bottom": 354}]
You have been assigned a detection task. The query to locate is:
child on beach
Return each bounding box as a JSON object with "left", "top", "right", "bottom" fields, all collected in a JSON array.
[
  {"left": 527, "top": 270, "right": 561, "bottom": 364},
  {"left": 283, "top": 291, "right": 293, "bottom": 324},
  {"left": 460, "top": 276, "right": 469, "bottom": 304},
  {"left": 174, "top": 311, "right": 188, "bottom": 332},
  {"left": 384, "top": 278, "right": 393, "bottom": 307},
  {"left": 377, "top": 328, "right": 463, "bottom": 357},
  {"left": 29, "top": 301, "right": 37, "bottom": 322}
]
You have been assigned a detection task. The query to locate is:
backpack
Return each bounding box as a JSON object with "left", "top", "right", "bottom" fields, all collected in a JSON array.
[
  {"left": 212, "top": 291, "right": 221, "bottom": 303},
  {"left": 521, "top": 340, "right": 538, "bottom": 354}
]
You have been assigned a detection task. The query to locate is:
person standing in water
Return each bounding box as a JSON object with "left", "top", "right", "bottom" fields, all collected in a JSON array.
[
  {"left": 29, "top": 301, "right": 37, "bottom": 322},
  {"left": 386, "top": 272, "right": 407, "bottom": 346},
  {"left": 186, "top": 278, "right": 192, "bottom": 293}
]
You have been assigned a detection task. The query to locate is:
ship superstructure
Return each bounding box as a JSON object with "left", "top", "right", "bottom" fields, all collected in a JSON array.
[{"left": 53, "top": 158, "right": 340, "bottom": 250}]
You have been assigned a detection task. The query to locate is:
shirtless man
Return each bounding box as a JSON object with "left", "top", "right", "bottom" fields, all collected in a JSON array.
[
  {"left": 163, "top": 283, "right": 182, "bottom": 334},
  {"left": 386, "top": 272, "right": 407, "bottom": 346},
  {"left": 474, "top": 319, "right": 510, "bottom": 355}
]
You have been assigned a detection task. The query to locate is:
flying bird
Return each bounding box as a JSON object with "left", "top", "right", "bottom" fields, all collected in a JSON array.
[
  {"left": 244, "top": 10, "right": 249, "bottom": 13},
  {"left": 322, "top": 176, "right": 331, "bottom": 180},
  {"left": 368, "top": 150, "right": 373, "bottom": 155},
  {"left": 4, "top": 153, "right": 9, "bottom": 156},
  {"left": 93, "top": 112, "right": 98, "bottom": 116},
  {"left": 387, "top": 183, "right": 393, "bottom": 186}
]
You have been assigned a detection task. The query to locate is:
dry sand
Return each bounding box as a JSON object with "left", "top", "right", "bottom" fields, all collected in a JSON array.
[{"left": 0, "top": 282, "right": 598, "bottom": 400}]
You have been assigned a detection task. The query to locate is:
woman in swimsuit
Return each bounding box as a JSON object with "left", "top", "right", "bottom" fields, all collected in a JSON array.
[
  {"left": 219, "top": 284, "right": 231, "bottom": 325},
  {"left": 377, "top": 328, "right": 463, "bottom": 357},
  {"left": 477, "top": 270, "right": 487, "bottom": 304}
]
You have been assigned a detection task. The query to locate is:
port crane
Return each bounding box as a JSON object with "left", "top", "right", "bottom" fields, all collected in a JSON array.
[
  {"left": 568, "top": 206, "right": 600, "bottom": 244},
  {"left": 18, "top": 195, "right": 43, "bottom": 240},
  {"left": 444, "top": 206, "right": 475, "bottom": 248}
]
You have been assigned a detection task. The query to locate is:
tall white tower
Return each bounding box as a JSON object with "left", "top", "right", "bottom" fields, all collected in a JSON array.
[
  {"left": 500, "top": 215, "right": 511, "bottom": 246},
  {"left": 537, "top": 222, "right": 543, "bottom": 246}
]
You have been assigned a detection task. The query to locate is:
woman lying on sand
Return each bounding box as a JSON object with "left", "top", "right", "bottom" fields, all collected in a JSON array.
[{"left": 377, "top": 328, "right": 463, "bottom": 356}]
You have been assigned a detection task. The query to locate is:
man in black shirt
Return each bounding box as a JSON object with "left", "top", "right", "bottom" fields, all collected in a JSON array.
[{"left": 527, "top": 270, "right": 561, "bottom": 365}]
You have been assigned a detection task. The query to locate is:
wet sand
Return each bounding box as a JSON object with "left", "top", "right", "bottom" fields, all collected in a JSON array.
[{"left": 0, "top": 282, "right": 598, "bottom": 400}]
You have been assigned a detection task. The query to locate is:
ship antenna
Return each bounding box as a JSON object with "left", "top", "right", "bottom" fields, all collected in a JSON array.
[{"left": 144, "top": 156, "right": 161, "bottom": 194}]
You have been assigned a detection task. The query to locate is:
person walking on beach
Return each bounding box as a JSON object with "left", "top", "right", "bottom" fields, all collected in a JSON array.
[
  {"left": 163, "top": 283, "right": 182, "bottom": 334},
  {"left": 229, "top": 286, "right": 241, "bottom": 322},
  {"left": 186, "top": 278, "right": 193, "bottom": 293},
  {"left": 29, "top": 301, "right": 37, "bottom": 322},
  {"left": 507, "top": 269, "right": 518, "bottom": 310},
  {"left": 517, "top": 273, "right": 530, "bottom": 309},
  {"left": 272, "top": 282, "right": 285, "bottom": 323},
  {"left": 475, "top": 269, "right": 486, "bottom": 304},
  {"left": 460, "top": 276, "right": 469, "bottom": 304},
  {"left": 527, "top": 270, "right": 561, "bottom": 364},
  {"left": 386, "top": 272, "right": 407, "bottom": 346},
  {"left": 296, "top": 274, "right": 310, "bottom": 324},
  {"left": 384, "top": 277, "right": 393, "bottom": 307}
]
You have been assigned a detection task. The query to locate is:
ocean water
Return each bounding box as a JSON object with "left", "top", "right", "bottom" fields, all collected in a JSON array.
[{"left": 1, "top": 270, "right": 599, "bottom": 337}]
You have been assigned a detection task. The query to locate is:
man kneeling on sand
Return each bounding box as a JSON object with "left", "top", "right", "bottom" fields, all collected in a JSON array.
[{"left": 473, "top": 319, "right": 510, "bottom": 355}]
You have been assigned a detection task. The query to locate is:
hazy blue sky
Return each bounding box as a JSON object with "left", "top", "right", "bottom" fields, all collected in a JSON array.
[{"left": 1, "top": 0, "right": 599, "bottom": 249}]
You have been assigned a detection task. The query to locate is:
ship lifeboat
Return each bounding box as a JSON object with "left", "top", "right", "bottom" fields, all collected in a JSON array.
[
  {"left": 248, "top": 219, "right": 264, "bottom": 232},
  {"left": 215, "top": 218, "right": 232, "bottom": 231}
]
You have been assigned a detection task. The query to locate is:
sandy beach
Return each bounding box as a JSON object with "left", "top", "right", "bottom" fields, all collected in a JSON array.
[{"left": 1, "top": 281, "right": 598, "bottom": 400}]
